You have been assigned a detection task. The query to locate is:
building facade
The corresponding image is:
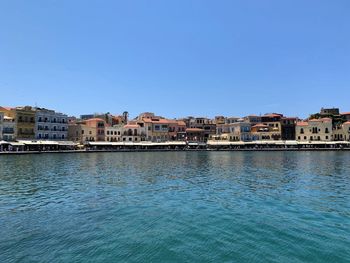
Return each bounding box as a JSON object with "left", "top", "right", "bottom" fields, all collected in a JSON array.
[
  {"left": 2, "top": 116, "right": 16, "bottom": 141},
  {"left": 68, "top": 123, "right": 96, "bottom": 143},
  {"left": 106, "top": 125, "right": 122, "bottom": 142},
  {"left": 296, "top": 118, "right": 333, "bottom": 141},
  {"left": 333, "top": 121, "right": 350, "bottom": 141},
  {"left": 0, "top": 112, "right": 3, "bottom": 140},
  {"left": 15, "top": 106, "right": 36, "bottom": 140},
  {"left": 35, "top": 108, "right": 68, "bottom": 140}
]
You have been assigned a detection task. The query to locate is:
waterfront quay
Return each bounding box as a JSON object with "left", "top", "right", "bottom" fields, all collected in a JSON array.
[
  {"left": 1, "top": 140, "right": 350, "bottom": 155},
  {"left": 1, "top": 106, "right": 350, "bottom": 153}
]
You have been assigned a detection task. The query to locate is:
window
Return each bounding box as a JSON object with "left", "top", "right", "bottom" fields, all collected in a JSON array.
[
  {"left": 325, "top": 128, "right": 329, "bottom": 133},
  {"left": 300, "top": 128, "right": 304, "bottom": 134},
  {"left": 298, "top": 136, "right": 300, "bottom": 140},
  {"left": 326, "top": 136, "right": 328, "bottom": 140}
]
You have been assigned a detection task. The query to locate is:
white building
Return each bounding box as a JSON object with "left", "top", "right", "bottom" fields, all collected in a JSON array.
[
  {"left": 35, "top": 108, "right": 68, "bottom": 140},
  {"left": 2, "top": 116, "right": 16, "bottom": 141},
  {"left": 106, "top": 125, "right": 122, "bottom": 142},
  {"left": 0, "top": 112, "right": 3, "bottom": 140},
  {"left": 105, "top": 123, "right": 147, "bottom": 142}
]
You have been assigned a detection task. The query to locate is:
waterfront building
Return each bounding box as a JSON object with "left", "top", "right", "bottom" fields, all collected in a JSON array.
[
  {"left": 250, "top": 123, "right": 277, "bottom": 140},
  {"left": 249, "top": 113, "right": 283, "bottom": 140},
  {"left": 185, "top": 128, "right": 205, "bottom": 142},
  {"left": 168, "top": 120, "right": 186, "bottom": 141},
  {"left": 85, "top": 118, "right": 106, "bottom": 141},
  {"left": 296, "top": 118, "right": 333, "bottom": 141},
  {"left": 14, "top": 106, "right": 36, "bottom": 140},
  {"left": 310, "top": 107, "right": 343, "bottom": 128},
  {"left": 121, "top": 123, "right": 147, "bottom": 142},
  {"left": 0, "top": 112, "right": 3, "bottom": 140},
  {"left": 142, "top": 117, "right": 171, "bottom": 142},
  {"left": 182, "top": 117, "right": 216, "bottom": 141},
  {"left": 105, "top": 125, "right": 122, "bottom": 142},
  {"left": 68, "top": 118, "right": 106, "bottom": 143},
  {"left": 68, "top": 123, "right": 95, "bottom": 143},
  {"left": 35, "top": 108, "right": 68, "bottom": 140},
  {"left": 281, "top": 117, "right": 297, "bottom": 140},
  {"left": 229, "top": 122, "right": 252, "bottom": 141},
  {"left": 333, "top": 121, "right": 350, "bottom": 141},
  {"left": 211, "top": 121, "right": 252, "bottom": 142},
  {"left": 2, "top": 116, "right": 16, "bottom": 141},
  {"left": 216, "top": 123, "right": 231, "bottom": 135},
  {"left": 216, "top": 118, "right": 244, "bottom": 135}
]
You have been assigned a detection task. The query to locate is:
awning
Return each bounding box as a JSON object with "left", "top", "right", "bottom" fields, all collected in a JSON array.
[
  {"left": 10, "top": 142, "right": 25, "bottom": 146},
  {"left": 57, "top": 141, "right": 77, "bottom": 146},
  {"left": 17, "top": 140, "right": 59, "bottom": 145},
  {"left": 0, "top": 140, "right": 10, "bottom": 145}
]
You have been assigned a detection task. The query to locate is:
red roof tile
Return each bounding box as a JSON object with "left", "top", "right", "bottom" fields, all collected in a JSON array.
[{"left": 297, "top": 122, "right": 308, "bottom": 126}]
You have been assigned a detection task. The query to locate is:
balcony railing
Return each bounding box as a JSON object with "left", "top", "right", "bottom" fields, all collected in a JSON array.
[{"left": 3, "top": 128, "right": 14, "bottom": 134}]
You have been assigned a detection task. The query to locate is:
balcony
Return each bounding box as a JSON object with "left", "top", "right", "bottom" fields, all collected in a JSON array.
[{"left": 3, "top": 128, "right": 14, "bottom": 134}]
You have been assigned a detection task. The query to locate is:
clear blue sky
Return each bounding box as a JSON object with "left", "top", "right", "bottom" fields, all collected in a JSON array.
[{"left": 0, "top": 0, "right": 349, "bottom": 118}]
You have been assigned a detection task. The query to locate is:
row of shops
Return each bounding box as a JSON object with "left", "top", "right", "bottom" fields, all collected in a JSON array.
[
  {"left": 0, "top": 140, "right": 78, "bottom": 152},
  {"left": 1, "top": 140, "right": 350, "bottom": 152}
]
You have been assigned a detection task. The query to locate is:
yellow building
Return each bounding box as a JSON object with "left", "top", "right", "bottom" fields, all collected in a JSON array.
[
  {"left": 296, "top": 118, "right": 333, "bottom": 141},
  {"left": 15, "top": 106, "right": 36, "bottom": 139}
]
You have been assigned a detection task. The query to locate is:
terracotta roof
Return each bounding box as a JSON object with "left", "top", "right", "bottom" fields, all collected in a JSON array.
[
  {"left": 343, "top": 121, "right": 350, "bottom": 125},
  {"left": 0, "top": 106, "right": 14, "bottom": 111},
  {"left": 297, "top": 122, "right": 309, "bottom": 126},
  {"left": 124, "top": 124, "right": 140, "bottom": 129},
  {"left": 309, "top": 118, "right": 332, "bottom": 122},
  {"left": 264, "top": 113, "right": 282, "bottom": 117},
  {"left": 341, "top": 112, "right": 350, "bottom": 115},
  {"left": 142, "top": 118, "right": 172, "bottom": 124},
  {"left": 186, "top": 128, "right": 204, "bottom": 132},
  {"left": 85, "top": 118, "right": 105, "bottom": 122}
]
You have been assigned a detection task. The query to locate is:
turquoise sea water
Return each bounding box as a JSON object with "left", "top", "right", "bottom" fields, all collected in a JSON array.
[{"left": 0, "top": 152, "right": 349, "bottom": 263}]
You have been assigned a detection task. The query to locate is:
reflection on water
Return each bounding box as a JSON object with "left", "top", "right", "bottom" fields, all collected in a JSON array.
[{"left": 1, "top": 152, "right": 350, "bottom": 263}]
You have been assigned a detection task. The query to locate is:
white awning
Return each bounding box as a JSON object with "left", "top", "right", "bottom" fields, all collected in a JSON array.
[
  {"left": 10, "top": 142, "right": 25, "bottom": 146},
  {"left": 17, "top": 140, "right": 59, "bottom": 145},
  {"left": 57, "top": 141, "right": 77, "bottom": 146}
]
